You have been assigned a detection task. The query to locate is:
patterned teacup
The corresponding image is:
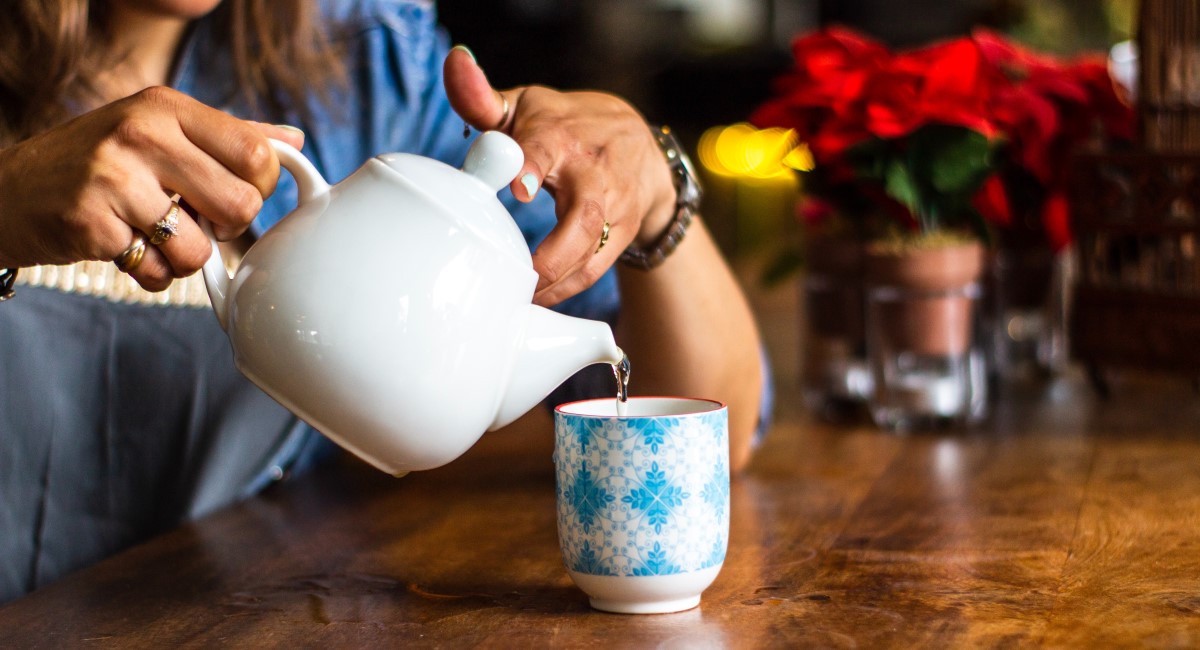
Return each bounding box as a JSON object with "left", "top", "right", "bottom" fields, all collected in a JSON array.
[{"left": 553, "top": 397, "right": 729, "bottom": 614}]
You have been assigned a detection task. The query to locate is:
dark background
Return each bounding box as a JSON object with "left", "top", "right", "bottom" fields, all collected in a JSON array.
[{"left": 437, "top": 0, "right": 1128, "bottom": 143}]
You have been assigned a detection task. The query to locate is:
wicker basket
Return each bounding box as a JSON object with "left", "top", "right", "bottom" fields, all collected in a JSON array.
[
  {"left": 1069, "top": 150, "right": 1200, "bottom": 380},
  {"left": 1066, "top": 1, "right": 1200, "bottom": 385},
  {"left": 1139, "top": 0, "right": 1200, "bottom": 151}
]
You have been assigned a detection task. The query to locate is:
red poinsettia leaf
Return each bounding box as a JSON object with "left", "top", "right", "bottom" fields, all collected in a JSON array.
[
  {"left": 1042, "top": 191, "right": 1072, "bottom": 251},
  {"left": 862, "top": 37, "right": 998, "bottom": 139},
  {"left": 809, "top": 116, "right": 873, "bottom": 164},
  {"left": 862, "top": 70, "right": 923, "bottom": 138},
  {"left": 1009, "top": 89, "right": 1062, "bottom": 184},
  {"left": 750, "top": 25, "right": 1136, "bottom": 245},
  {"left": 973, "top": 173, "right": 1012, "bottom": 227},
  {"left": 1027, "top": 68, "right": 1091, "bottom": 106},
  {"left": 796, "top": 196, "right": 835, "bottom": 226},
  {"left": 1070, "top": 60, "right": 1137, "bottom": 141}
]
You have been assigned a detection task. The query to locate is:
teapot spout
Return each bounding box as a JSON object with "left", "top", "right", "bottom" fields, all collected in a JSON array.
[{"left": 490, "top": 305, "right": 623, "bottom": 431}]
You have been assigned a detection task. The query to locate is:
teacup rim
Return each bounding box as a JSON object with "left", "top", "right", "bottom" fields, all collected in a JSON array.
[{"left": 555, "top": 396, "right": 726, "bottom": 418}]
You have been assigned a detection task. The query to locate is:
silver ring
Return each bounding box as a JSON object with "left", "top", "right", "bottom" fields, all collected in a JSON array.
[{"left": 150, "top": 203, "right": 181, "bottom": 245}]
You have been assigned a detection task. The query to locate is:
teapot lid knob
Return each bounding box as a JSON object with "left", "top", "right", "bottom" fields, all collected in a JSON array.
[{"left": 461, "top": 131, "right": 524, "bottom": 192}]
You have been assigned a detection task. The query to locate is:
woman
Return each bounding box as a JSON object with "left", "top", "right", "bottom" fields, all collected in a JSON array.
[{"left": 0, "top": 0, "right": 766, "bottom": 602}]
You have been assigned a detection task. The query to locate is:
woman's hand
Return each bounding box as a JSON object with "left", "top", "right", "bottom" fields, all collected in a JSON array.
[
  {"left": 443, "top": 46, "right": 676, "bottom": 306},
  {"left": 0, "top": 86, "right": 304, "bottom": 291}
]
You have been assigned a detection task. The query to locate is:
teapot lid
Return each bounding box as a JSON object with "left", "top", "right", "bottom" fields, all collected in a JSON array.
[{"left": 375, "top": 132, "right": 532, "bottom": 267}]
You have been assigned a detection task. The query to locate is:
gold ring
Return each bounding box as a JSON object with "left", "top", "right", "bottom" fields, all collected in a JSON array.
[
  {"left": 114, "top": 233, "right": 147, "bottom": 273},
  {"left": 595, "top": 221, "right": 611, "bottom": 254},
  {"left": 149, "top": 203, "right": 181, "bottom": 245},
  {"left": 495, "top": 92, "right": 510, "bottom": 131}
]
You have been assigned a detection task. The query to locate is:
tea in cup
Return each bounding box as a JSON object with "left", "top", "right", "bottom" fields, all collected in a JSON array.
[{"left": 553, "top": 397, "right": 729, "bottom": 614}]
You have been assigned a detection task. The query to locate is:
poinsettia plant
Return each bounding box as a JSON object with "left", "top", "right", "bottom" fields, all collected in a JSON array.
[{"left": 751, "top": 26, "right": 1134, "bottom": 250}]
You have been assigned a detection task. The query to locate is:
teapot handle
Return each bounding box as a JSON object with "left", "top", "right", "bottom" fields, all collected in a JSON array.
[{"left": 201, "top": 138, "right": 331, "bottom": 330}]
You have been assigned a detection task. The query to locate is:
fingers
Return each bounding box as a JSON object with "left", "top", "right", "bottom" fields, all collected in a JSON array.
[
  {"left": 443, "top": 45, "right": 511, "bottom": 132},
  {"left": 442, "top": 50, "right": 609, "bottom": 298},
  {"left": 249, "top": 122, "right": 306, "bottom": 150},
  {"left": 530, "top": 174, "right": 629, "bottom": 306},
  {"left": 0, "top": 86, "right": 294, "bottom": 284},
  {"left": 105, "top": 194, "right": 211, "bottom": 291},
  {"left": 171, "top": 94, "right": 281, "bottom": 197},
  {"left": 125, "top": 239, "right": 176, "bottom": 293},
  {"left": 139, "top": 199, "right": 211, "bottom": 276},
  {"left": 120, "top": 87, "right": 287, "bottom": 241},
  {"left": 169, "top": 126, "right": 275, "bottom": 241},
  {"left": 104, "top": 89, "right": 272, "bottom": 286},
  {"left": 105, "top": 225, "right": 173, "bottom": 293}
]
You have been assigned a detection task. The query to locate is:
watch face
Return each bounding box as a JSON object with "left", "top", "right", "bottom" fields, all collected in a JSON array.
[
  {"left": 659, "top": 129, "right": 703, "bottom": 204},
  {"left": 678, "top": 148, "right": 701, "bottom": 197}
]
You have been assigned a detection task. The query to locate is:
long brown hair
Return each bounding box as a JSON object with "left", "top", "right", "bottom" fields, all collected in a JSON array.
[{"left": 0, "top": 0, "right": 344, "bottom": 146}]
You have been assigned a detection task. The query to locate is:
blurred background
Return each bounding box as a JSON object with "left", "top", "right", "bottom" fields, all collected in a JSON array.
[
  {"left": 437, "top": 0, "right": 1139, "bottom": 394},
  {"left": 438, "top": 0, "right": 1133, "bottom": 253}
]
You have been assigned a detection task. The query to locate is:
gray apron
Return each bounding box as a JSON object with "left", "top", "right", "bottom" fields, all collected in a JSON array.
[{"left": 0, "top": 286, "right": 300, "bottom": 602}]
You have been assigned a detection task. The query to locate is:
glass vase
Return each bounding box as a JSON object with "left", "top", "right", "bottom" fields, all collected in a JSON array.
[
  {"left": 986, "top": 245, "right": 1071, "bottom": 379},
  {"left": 864, "top": 240, "right": 989, "bottom": 431},
  {"left": 799, "top": 235, "right": 871, "bottom": 419}
]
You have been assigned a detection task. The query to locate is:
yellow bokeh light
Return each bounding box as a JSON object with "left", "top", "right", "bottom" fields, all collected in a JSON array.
[
  {"left": 698, "top": 123, "right": 808, "bottom": 180},
  {"left": 783, "top": 143, "right": 815, "bottom": 172}
]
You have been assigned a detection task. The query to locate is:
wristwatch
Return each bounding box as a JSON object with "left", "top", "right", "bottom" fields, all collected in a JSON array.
[
  {"left": 0, "top": 268, "right": 16, "bottom": 302},
  {"left": 618, "top": 125, "right": 703, "bottom": 270}
]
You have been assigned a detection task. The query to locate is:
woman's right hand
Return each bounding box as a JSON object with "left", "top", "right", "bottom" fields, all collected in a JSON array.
[{"left": 0, "top": 86, "right": 304, "bottom": 291}]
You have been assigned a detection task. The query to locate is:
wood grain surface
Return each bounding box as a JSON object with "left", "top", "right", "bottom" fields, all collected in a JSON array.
[{"left": 1, "top": 369, "right": 1198, "bottom": 648}]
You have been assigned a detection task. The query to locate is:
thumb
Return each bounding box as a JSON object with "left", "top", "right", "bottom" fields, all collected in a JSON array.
[
  {"left": 249, "top": 122, "right": 306, "bottom": 151},
  {"left": 443, "top": 45, "right": 509, "bottom": 131}
]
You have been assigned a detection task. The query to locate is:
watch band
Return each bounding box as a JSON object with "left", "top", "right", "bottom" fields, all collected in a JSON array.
[
  {"left": 0, "top": 267, "right": 16, "bottom": 301},
  {"left": 619, "top": 125, "right": 703, "bottom": 271}
]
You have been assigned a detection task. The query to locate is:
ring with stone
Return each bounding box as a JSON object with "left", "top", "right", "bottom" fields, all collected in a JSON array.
[{"left": 149, "top": 203, "right": 181, "bottom": 245}]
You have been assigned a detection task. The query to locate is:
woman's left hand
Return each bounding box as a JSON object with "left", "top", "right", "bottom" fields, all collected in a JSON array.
[{"left": 443, "top": 46, "right": 676, "bottom": 307}]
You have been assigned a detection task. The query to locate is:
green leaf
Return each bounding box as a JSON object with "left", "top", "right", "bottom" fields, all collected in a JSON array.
[
  {"left": 847, "top": 137, "right": 889, "bottom": 179},
  {"left": 927, "top": 129, "right": 993, "bottom": 194},
  {"left": 761, "top": 249, "right": 804, "bottom": 286},
  {"left": 965, "top": 205, "right": 993, "bottom": 246},
  {"left": 884, "top": 159, "right": 921, "bottom": 215}
]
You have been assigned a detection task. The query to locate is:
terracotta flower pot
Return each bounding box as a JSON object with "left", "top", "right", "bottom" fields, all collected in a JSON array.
[
  {"left": 865, "top": 239, "right": 985, "bottom": 356},
  {"left": 863, "top": 238, "right": 988, "bottom": 430}
]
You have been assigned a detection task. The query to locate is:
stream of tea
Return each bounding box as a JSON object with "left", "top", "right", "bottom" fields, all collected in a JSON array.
[{"left": 613, "top": 351, "right": 630, "bottom": 416}]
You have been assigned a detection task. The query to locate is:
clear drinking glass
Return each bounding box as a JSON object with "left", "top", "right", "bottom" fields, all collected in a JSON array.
[
  {"left": 866, "top": 281, "right": 987, "bottom": 431},
  {"left": 986, "top": 247, "right": 1070, "bottom": 378},
  {"left": 801, "top": 273, "right": 872, "bottom": 418}
]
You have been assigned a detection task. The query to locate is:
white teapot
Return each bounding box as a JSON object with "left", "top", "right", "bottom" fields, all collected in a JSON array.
[{"left": 202, "top": 132, "right": 623, "bottom": 475}]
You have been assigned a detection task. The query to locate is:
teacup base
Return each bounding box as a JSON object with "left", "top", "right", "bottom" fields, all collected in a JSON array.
[
  {"left": 589, "top": 594, "right": 700, "bottom": 615},
  {"left": 567, "top": 566, "right": 721, "bottom": 615}
]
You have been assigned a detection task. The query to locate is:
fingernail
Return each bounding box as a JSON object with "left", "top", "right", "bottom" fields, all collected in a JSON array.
[
  {"left": 451, "top": 44, "right": 477, "bottom": 64},
  {"left": 520, "top": 173, "right": 539, "bottom": 199},
  {"left": 273, "top": 124, "right": 304, "bottom": 135}
]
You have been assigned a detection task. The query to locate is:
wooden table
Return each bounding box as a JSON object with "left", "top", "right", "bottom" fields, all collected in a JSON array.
[{"left": 2, "top": 371, "right": 1199, "bottom": 648}]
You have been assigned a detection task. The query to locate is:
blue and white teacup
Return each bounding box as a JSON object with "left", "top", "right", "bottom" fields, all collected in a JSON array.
[{"left": 554, "top": 397, "right": 729, "bottom": 614}]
